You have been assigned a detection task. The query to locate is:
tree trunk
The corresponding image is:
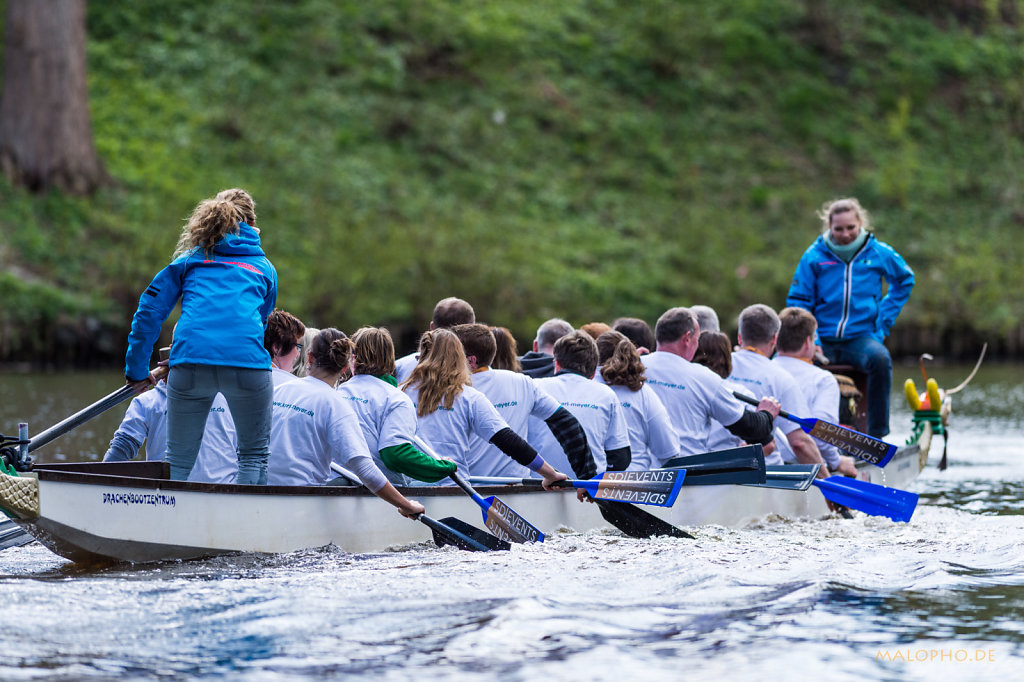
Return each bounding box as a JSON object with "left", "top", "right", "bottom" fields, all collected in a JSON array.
[{"left": 0, "top": 0, "right": 108, "bottom": 195}]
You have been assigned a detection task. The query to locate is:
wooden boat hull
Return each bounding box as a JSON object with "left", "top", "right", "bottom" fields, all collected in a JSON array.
[{"left": 0, "top": 423, "right": 931, "bottom": 564}]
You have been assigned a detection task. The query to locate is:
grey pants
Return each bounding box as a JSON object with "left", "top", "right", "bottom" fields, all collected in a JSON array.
[{"left": 166, "top": 364, "right": 273, "bottom": 484}]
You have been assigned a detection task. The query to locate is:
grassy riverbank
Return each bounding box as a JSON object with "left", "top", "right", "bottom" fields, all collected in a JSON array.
[{"left": 2, "top": 0, "right": 1022, "bottom": 364}]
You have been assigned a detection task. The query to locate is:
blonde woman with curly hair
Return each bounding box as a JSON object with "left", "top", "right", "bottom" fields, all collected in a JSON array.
[
  {"left": 124, "top": 188, "right": 278, "bottom": 484},
  {"left": 401, "top": 329, "right": 567, "bottom": 487},
  {"left": 787, "top": 197, "right": 915, "bottom": 437}
]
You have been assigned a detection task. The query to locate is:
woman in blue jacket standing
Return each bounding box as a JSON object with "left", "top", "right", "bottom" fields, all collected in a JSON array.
[
  {"left": 124, "top": 188, "right": 278, "bottom": 483},
  {"left": 786, "top": 197, "right": 914, "bottom": 438}
]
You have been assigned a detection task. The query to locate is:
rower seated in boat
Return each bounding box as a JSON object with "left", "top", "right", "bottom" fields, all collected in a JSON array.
[
  {"left": 264, "top": 309, "right": 306, "bottom": 386},
  {"left": 692, "top": 330, "right": 782, "bottom": 463},
  {"left": 594, "top": 330, "right": 679, "bottom": 471},
  {"left": 452, "top": 323, "right": 595, "bottom": 479},
  {"left": 773, "top": 307, "right": 858, "bottom": 477},
  {"left": 529, "top": 331, "right": 632, "bottom": 474},
  {"left": 337, "top": 326, "right": 457, "bottom": 487},
  {"left": 641, "top": 306, "right": 779, "bottom": 457},
  {"left": 729, "top": 304, "right": 828, "bottom": 479},
  {"left": 395, "top": 297, "right": 476, "bottom": 385},
  {"left": 267, "top": 328, "right": 424, "bottom": 519},
  {"left": 401, "top": 329, "right": 567, "bottom": 488}
]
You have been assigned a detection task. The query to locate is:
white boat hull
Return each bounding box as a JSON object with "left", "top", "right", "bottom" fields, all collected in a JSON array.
[{"left": 2, "top": 423, "right": 931, "bottom": 564}]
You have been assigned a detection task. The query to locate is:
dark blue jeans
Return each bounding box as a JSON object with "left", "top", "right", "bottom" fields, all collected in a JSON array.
[
  {"left": 166, "top": 364, "right": 273, "bottom": 484},
  {"left": 820, "top": 337, "right": 892, "bottom": 437}
]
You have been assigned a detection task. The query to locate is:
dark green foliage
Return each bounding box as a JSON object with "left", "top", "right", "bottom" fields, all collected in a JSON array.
[{"left": 1, "top": 0, "right": 1022, "bottom": 361}]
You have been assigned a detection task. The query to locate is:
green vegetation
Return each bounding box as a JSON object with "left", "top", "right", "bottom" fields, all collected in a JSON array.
[{"left": 2, "top": 0, "right": 1023, "bottom": 362}]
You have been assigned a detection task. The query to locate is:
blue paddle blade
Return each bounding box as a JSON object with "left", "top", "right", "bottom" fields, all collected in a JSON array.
[
  {"left": 575, "top": 469, "right": 686, "bottom": 507},
  {"left": 480, "top": 495, "right": 545, "bottom": 543},
  {"left": 813, "top": 476, "right": 918, "bottom": 522}
]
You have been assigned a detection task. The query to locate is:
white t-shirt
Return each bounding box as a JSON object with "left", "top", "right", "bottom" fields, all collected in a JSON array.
[
  {"left": 702, "top": 379, "right": 748, "bottom": 455},
  {"left": 773, "top": 355, "right": 842, "bottom": 469},
  {"left": 729, "top": 349, "right": 809, "bottom": 436},
  {"left": 529, "top": 372, "right": 629, "bottom": 475},
  {"left": 394, "top": 352, "right": 419, "bottom": 385},
  {"left": 271, "top": 366, "right": 297, "bottom": 387},
  {"left": 403, "top": 382, "right": 509, "bottom": 481},
  {"left": 641, "top": 351, "right": 745, "bottom": 456},
  {"left": 465, "top": 368, "right": 561, "bottom": 477},
  {"left": 105, "top": 381, "right": 238, "bottom": 484},
  {"left": 268, "top": 376, "right": 381, "bottom": 487},
  {"left": 337, "top": 374, "right": 420, "bottom": 486},
  {"left": 595, "top": 374, "right": 679, "bottom": 471}
]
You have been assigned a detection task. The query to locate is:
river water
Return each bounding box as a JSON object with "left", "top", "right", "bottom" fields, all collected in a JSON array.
[{"left": 1, "top": 364, "right": 1022, "bottom": 680}]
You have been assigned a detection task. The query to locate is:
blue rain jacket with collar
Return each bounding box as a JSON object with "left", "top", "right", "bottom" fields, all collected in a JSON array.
[
  {"left": 125, "top": 222, "right": 278, "bottom": 381},
  {"left": 786, "top": 232, "right": 914, "bottom": 343}
]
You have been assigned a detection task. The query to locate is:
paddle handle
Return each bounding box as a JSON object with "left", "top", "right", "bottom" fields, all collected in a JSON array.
[
  {"left": 447, "top": 471, "right": 488, "bottom": 507},
  {"left": 28, "top": 385, "right": 134, "bottom": 453},
  {"left": 732, "top": 391, "right": 797, "bottom": 421},
  {"left": 28, "top": 366, "right": 169, "bottom": 454}
]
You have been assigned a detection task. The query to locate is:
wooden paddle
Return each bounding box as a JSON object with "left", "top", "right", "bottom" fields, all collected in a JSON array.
[
  {"left": 812, "top": 476, "right": 918, "bottom": 522},
  {"left": 26, "top": 365, "right": 169, "bottom": 458},
  {"left": 593, "top": 496, "right": 694, "bottom": 539},
  {"left": 0, "top": 518, "right": 34, "bottom": 551},
  {"left": 742, "top": 464, "right": 820, "bottom": 491},
  {"left": 469, "top": 469, "right": 685, "bottom": 507},
  {"left": 732, "top": 391, "right": 897, "bottom": 467},
  {"left": 410, "top": 435, "right": 546, "bottom": 544},
  {"left": 430, "top": 516, "right": 512, "bottom": 551},
  {"left": 466, "top": 476, "right": 695, "bottom": 539},
  {"left": 474, "top": 445, "right": 767, "bottom": 490},
  {"left": 742, "top": 464, "right": 918, "bottom": 521},
  {"left": 447, "top": 471, "right": 546, "bottom": 543},
  {"left": 662, "top": 445, "right": 767, "bottom": 486},
  {"left": 327, "top": 461, "right": 504, "bottom": 551}
]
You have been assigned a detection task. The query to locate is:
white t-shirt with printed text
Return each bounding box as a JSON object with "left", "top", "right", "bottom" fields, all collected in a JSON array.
[
  {"left": 403, "top": 382, "right": 509, "bottom": 481},
  {"left": 529, "top": 372, "right": 629, "bottom": 475},
  {"left": 268, "top": 376, "right": 378, "bottom": 486},
  {"left": 773, "top": 355, "right": 842, "bottom": 469},
  {"left": 465, "top": 368, "right": 562, "bottom": 477},
  {"left": 729, "top": 349, "right": 809, "bottom": 436},
  {"left": 641, "top": 351, "right": 746, "bottom": 457},
  {"left": 595, "top": 373, "right": 679, "bottom": 471},
  {"left": 337, "top": 374, "right": 421, "bottom": 486}
]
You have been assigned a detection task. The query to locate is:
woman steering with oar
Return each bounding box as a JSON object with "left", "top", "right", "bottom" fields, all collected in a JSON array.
[
  {"left": 266, "top": 328, "right": 425, "bottom": 520},
  {"left": 124, "top": 188, "right": 277, "bottom": 484}
]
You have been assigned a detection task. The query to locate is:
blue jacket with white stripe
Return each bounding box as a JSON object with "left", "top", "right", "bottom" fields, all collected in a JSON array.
[
  {"left": 786, "top": 233, "right": 914, "bottom": 343},
  {"left": 125, "top": 222, "right": 277, "bottom": 381}
]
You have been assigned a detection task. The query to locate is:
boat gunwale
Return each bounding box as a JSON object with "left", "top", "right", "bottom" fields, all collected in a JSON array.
[{"left": 29, "top": 466, "right": 558, "bottom": 499}]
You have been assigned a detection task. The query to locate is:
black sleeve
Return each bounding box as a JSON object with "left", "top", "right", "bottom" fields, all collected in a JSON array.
[
  {"left": 605, "top": 446, "right": 631, "bottom": 472},
  {"left": 544, "top": 407, "right": 596, "bottom": 479},
  {"left": 489, "top": 427, "right": 538, "bottom": 467},
  {"left": 725, "top": 409, "right": 775, "bottom": 445}
]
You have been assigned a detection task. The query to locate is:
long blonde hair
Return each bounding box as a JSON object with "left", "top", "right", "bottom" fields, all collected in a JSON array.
[
  {"left": 401, "top": 329, "right": 469, "bottom": 417},
  {"left": 174, "top": 188, "right": 257, "bottom": 258}
]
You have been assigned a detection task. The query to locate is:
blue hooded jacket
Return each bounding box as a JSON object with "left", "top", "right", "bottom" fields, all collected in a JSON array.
[
  {"left": 786, "top": 233, "right": 914, "bottom": 342},
  {"left": 125, "top": 222, "right": 278, "bottom": 381}
]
